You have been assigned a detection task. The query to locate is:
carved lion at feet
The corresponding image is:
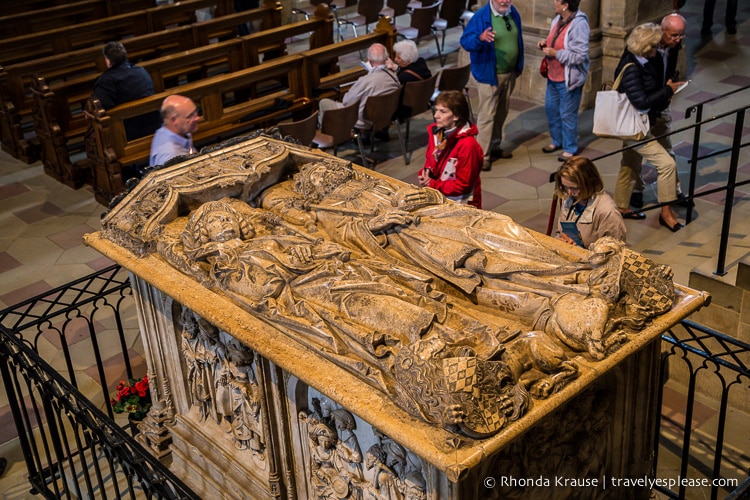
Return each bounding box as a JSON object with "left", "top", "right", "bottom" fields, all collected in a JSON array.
[{"left": 545, "top": 293, "right": 627, "bottom": 361}]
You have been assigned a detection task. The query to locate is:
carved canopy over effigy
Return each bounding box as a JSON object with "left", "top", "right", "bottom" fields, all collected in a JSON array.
[{"left": 85, "top": 133, "right": 708, "bottom": 484}]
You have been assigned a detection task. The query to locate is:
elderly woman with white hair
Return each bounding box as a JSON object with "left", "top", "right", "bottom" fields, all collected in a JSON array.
[
  {"left": 377, "top": 40, "right": 433, "bottom": 141},
  {"left": 388, "top": 40, "right": 432, "bottom": 85},
  {"left": 613, "top": 23, "right": 684, "bottom": 232}
]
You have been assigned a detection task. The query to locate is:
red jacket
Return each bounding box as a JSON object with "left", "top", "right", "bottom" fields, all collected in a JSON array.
[{"left": 420, "top": 123, "right": 483, "bottom": 209}]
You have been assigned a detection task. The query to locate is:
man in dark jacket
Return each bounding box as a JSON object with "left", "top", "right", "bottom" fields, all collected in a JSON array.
[{"left": 93, "top": 42, "right": 160, "bottom": 141}]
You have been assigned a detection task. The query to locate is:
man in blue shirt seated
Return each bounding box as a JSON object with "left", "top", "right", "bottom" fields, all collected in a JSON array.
[{"left": 149, "top": 95, "right": 200, "bottom": 166}]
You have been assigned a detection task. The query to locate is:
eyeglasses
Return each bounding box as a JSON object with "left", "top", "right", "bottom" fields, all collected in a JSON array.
[
  {"left": 561, "top": 183, "right": 580, "bottom": 194},
  {"left": 666, "top": 32, "right": 685, "bottom": 39},
  {"left": 502, "top": 15, "right": 512, "bottom": 32}
]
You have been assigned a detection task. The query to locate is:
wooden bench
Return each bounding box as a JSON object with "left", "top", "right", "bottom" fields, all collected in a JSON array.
[
  {"left": 0, "top": 1, "right": 281, "bottom": 163},
  {"left": 190, "top": 1, "right": 284, "bottom": 46},
  {"left": 298, "top": 18, "right": 397, "bottom": 101},
  {"left": 3, "top": 0, "right": 152, "bottom": 17},
  {"left": 84, "top": 54, "right": 310, "bottom": 204},
  {"left": 28, "top": 6, "right": 330, "bottom": 190},
  {"left": 0, "top": 27, "right": 195, "bottom": 163},
  {"left": 0, "top": 0, "right": 234, "bottom": 66},
  {"left": 0, "top": 0, "right": 155, "bottom": 39}
]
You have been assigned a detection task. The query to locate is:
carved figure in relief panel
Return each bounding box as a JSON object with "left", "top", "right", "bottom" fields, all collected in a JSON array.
[
  {"left": 331, "top": 410, "right": 366, "bottom": 489},
  {"left": 300, "top": 408, "right": 368, "bottom": 500},
  {"left": 180, "top": 308, "right": 221, "bottom": 421},
  {"left": 215, "top": 335, "right": 265, "bottom": 459},
  {"left": 258, "top": 161, "right": 676, "bottom": 360},
  {"left": 363, "top": 428, "right": 426, "bottom": 500}
]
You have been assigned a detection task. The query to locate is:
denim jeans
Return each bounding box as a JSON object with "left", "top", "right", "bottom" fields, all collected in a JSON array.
[{"left": 544, "top": 80, "right": 583, "bottom": 155}]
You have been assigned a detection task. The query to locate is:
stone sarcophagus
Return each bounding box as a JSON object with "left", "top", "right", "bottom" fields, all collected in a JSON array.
[{"left": 84, "top": 133, "right": 709, "bottom": 499}]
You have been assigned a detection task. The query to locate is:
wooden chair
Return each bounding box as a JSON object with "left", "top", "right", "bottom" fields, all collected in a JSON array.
[
  {"left": 432, "top": 64, "right": 473, "bottom": 120},
  {"left": 380, "top": 0, "right": 411, "bottom": 21},
  {"left": 292, "top": 0, "right": 348, "bottom": 41},
  {"left": 398, "top": 72, "right": 439, "bottom": 163},
  {"left": 459, "top": 0, "right": 478, "bottom": 29},
  {"left": 356, "top": 87, "right": 405, "bottom": 166},
  {"left": 432, "top": 0, "right": 466, "bottom": 51},
  {"left": 277, "top": 110, "right": 318, "bottom": 147},
  {"left": 338, "top": 1, "right": 383, "bottom": 38},
  {"left": 394, "top": 2, "right": 443, "bottom": 66},
  {"left": 312, "top": 100, "right": 360, "bottom": 158}
]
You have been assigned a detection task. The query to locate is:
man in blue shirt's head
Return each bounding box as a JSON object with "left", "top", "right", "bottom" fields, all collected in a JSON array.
[{"left": 149, "top": 95, "right": 200, "bottom": 166}]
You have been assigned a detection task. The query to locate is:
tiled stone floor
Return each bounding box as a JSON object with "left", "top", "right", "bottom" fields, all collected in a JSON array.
[{"left": 1, "top": 0, "right": 749, "bottom": 496}]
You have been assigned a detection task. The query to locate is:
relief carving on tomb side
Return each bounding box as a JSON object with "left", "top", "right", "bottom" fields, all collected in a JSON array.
[
  {"left": 179, "top": 308, "right": 266, "bottom": 464},
  {"left": 100, "top": 138, "right": 678, "bottom": 439},
  {"left": 299, "top": 401, "right": 427, "bottom": 500}
]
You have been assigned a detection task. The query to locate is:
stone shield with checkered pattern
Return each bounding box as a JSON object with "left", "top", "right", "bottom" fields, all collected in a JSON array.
[
  {"left": 620, "top": 248, "right": 676, "bottom": 317},
  {"left": 443, "top": 356, "right": 506, "bottom": 437}
]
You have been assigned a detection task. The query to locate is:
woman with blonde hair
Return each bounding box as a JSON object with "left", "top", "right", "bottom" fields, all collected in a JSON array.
[
  {"left": 555, "top": 156, "right": 625, "bottom": 248},
  {"left": 613, "top": 23, "right": 684, "bottom": 232}
]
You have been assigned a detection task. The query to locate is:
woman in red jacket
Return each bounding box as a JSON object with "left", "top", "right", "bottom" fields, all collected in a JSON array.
[{"left": 418, "top": 91, "right": 484, "bottom": 209}]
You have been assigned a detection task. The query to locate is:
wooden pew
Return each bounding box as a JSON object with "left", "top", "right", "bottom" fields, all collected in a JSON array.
[
  {"left": 28, "top": 5, "right": 329, "bottom": 187},
  {"left": 0, "top": 0, "right": 155, "bottom": 39},
  {"left": 190, "top": 0, "right": 284, "bottom": 46},
  {"left": 0, "top": 1, "right": 280, "bottom": 163},
  {"left": 0, "top": 27, "right": 196, "bottom": 163},
  {"left": 3, "top": 0, "right": 154, "bottom": 17},
  {"left": 0, "top": 0, "right": 233, "bottom": 66},
  {"left": 298, "top": 18, "right": 397, "bottom": 101},
  {"left": 84, "top": 55, "right": 310, "bottom": 205},
  {"left": 4, "top": 0, "right": 83, "bottom": 16}
]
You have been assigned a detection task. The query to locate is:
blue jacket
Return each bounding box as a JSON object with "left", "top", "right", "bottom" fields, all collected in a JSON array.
[{"left": 460, "top": 4, "right": 524, "bottom": 85}]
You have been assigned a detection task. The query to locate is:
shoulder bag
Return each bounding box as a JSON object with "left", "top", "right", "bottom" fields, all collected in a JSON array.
[{"left": 592, "top": 63, "right": 650, "bottom": 140}]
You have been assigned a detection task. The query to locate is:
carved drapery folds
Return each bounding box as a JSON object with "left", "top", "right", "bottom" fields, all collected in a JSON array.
[{"left": 98, "top": 135, "right": 679, "bottom": 440}]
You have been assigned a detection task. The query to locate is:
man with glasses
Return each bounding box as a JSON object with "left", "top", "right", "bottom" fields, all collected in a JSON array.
[
  {"left": 629, "top": 13, "right": 691, "bottom": 210},
  {"left": 460, "top": 0, "right": 524, "bottom": 171},
  {"left": 149, "top": 94, "right": 201, "bottom": 166}
]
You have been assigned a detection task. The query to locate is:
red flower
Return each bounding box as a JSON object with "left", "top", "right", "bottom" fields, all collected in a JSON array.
[
  {"left": 110, "top": 375, "right": 152, "bottom": 417},
  {"left": 134, "top": 378, "right": 149, "bottom": 397}
]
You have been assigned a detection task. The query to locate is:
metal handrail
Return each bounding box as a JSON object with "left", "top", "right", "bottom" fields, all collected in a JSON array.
[
  {"left": 591, "top": 87, "right": 750, "bottom": 277},
  {"left": 1, "top": 325, "right": 199, "bottom": 499}
]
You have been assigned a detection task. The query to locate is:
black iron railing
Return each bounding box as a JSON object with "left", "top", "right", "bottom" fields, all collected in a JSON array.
[
  {"left": 0, "top": 265, "right": 199, "bottom": 499},
  {"left": 657, "top": 319, "right": 750, "bottom": 499}
]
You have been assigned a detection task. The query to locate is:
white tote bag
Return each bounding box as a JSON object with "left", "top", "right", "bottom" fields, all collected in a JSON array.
[{"left": 593, "top": 63, "right": 650, "bottom": 140}]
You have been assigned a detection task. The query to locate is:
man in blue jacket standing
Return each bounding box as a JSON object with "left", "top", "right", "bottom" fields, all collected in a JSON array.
[{"left": 460, "top": 0, "right": 524, "bottom": 171}]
